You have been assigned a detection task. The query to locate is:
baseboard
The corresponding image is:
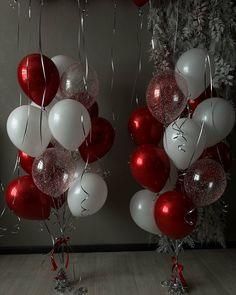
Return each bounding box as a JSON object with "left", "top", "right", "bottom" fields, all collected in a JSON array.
[
  {"left": 0, "top": 242, "right": 235, "bottom": 255},
  {"left": 0, "top": 243, "right": 158, "bottom": 255}
]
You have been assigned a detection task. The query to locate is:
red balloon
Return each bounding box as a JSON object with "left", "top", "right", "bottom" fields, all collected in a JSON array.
[
  {"left": 128, "top": 107, "right": 163, "bottom": 145},
  {"left": 154, "top": 191, "right": 197, "bottom": 240},
  {"left": 86, "top": 101, "right": 99, "bottom": 119},
  {"left": 17, "top": 53, "right": 60, "bottom": 106},
  {"left": 18, "top": 150, "right": 35, "bottom": 175},
  {"left": 133, "top": 0, "right": 148, "bottom": 7},
  {"left": 200, "top": 142, "right": 232, "bottom": 172},
  {"left": 79, "top": 117, "right": 115, "bottom": 163},
  {"left": 130, "top": 145, "right": 170, "bottom": 192},
  {"left": 188, "top": 86, "right": 217, "bottom": 113},
  {"left": 50, "top": 194, "right": 66, "bottom": 209},
  {"left": 5, "top": 175, "right": 51, "bottom": 220}
]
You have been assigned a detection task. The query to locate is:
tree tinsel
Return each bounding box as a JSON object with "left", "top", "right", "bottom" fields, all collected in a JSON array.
[
  {"left": 148, "top": 0, "right": 236, "bottom": 251},
  {"left": 148, "top": 0, "right": 236, "bottom": 98}
]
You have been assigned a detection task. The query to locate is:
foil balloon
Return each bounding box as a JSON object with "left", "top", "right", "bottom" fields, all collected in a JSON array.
[
  {"left": 146, "top": 71, "right": 188, "bottom": 124},
  {"left": 130, "top": 189, "right": 161, "bottom": 235},
  {"left": 5, "top": 175, "right": 51, "bottom": 220},
  {"left": 193, "top": 97, "right": 235, "bottom": 147},
  {"left": 18, "top": 150, "right": 35, "bottom": 175},
  {"left": 154, "top": 190, "right": 197, "bottom": 240},
  {"left": 60, "top": 62, "right": 99, "bottom": 108},
  {"left": 79, "top": 117, "right": 115, "bottom": 163},
  {"left": 17, "top": 53, "right": 60, "bottom": 106},
  {"left": 128, "top": 107, "right": 163, "bottom": 145},
  {"left": 184, "top": 159, "right": 227, "bottom": 207},
  {"left": 32, "top": 148, "right": 76, "bottom": 197},
  {"left": 130, "top": 145, "right": 170, "bottom": 193}
]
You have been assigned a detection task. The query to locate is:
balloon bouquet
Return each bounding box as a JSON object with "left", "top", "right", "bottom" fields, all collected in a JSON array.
[
  {"left": 6, "top": 53, "right": 114, "bottom": 293},
  {"left": 128, "top": 48, "right": 235, "bottom": 293}
]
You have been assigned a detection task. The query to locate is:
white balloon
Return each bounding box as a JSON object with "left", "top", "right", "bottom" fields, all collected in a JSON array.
[
  {"left": 160, "top": 161, "right": 178, "bottom": 193},
  {"left": 130, "top": 190, "right": 160, "bottom": 235},
  {"left": 51, "top": 55, "right": 76, "bottom": 98},
  {"left": 175, "top": 48, "right": 215, "bottom": 99},
  {"left": 48, "top": 99, "right": 91, "bottom": 151},
  {"left": 163, "top": 118, "right": 206, "bottom": 170},
  {"left": 67, "top": 173, "right": 108, "bottom": 217},
  {"left": 193, "top": 97, "right": 235, "bottom": 147},
  {"left": 7, "top": 105, "right": 51, "bottom": 157}
]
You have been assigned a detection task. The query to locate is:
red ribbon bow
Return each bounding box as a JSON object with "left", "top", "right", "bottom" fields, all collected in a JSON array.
[
  {"left": 172, "top": 256, "right": 187, "bottom": 288},
  {"left": 51, "top": 237, "right": 70, "bottom": 271}
]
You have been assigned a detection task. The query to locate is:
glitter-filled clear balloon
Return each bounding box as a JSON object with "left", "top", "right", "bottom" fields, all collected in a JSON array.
[
  {"left": 146, "top": 71, "right": 188, "bottom": 124},
  {"left": 32, "top": 148, "right": 76, "bottom": 197},
  {"left": 184, "top": 159, "right": 227, "bottom": 207},
  {"left": 60, "top": 62, "right": 99, "bottom": 108}
]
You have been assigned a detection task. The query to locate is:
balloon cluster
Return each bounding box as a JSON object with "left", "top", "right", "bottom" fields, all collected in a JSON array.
[
  {"left": 6, "top": 53, "right": 115, "bottom": 220},
  {"left": 129, "top": 48, "right": 235, "bottom": 240}
]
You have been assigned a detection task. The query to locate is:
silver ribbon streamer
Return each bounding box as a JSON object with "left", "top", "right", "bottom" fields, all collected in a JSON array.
[
  {"left": 109, "top": 0, "right": 117, "bottom": 122},
  {"left": 39, "top": 0, "right": 46, "bottom": 145},
  {"left": 77, "top": 0, "right": 89, "bottom": 95},
  {"left": 79, "top": 112, "right": 90, "bottom": 216},
  {"left": 131, "top": 7, "right": 143, "bottom": 107}
]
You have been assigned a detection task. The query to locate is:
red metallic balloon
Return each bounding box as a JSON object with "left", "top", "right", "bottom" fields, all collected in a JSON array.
[
  {"left": 154, "top": 191, "right": 197, "bottom": 240},
  {"left": 200, "top": 142, "right": 232, "bottom": 172},
  {"left": 128, "top": 107, "right": 163, "bottom": 145},
  {"left": 18, "top": 150, "right": 35, "bottom": 175},
  {"left": 17, "top": 53, "right": 60, "bottom": 106},
  {"left": 79, "top": 117, "right": 115, "bottom": 163},
  {"left": 130, "top": 145, "right": 170, "bottom": 192},
  {"left": 188, "top": 85, "right": 217, "bottom": 113},
  {"left": 133, "top": 0, "right": 148, "bottom": 7},
  {"left": 86, "top": 101, "right": 99, "bottom": 119},
  {"left": 5, "top": 175, "right": 51, "bottom": 220}
]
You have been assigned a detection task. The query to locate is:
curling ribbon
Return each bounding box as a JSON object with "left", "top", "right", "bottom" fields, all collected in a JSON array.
[
  {"left": 172, "top": 256, "right": 187, "bottom": 289},
  {"left": 51, "top": 236, "right": 70, "bottom": 271}
]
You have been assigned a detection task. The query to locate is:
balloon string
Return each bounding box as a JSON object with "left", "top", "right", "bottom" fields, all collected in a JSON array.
[
  {"left": 173, "top": 0, "right": 179, "bottom": 59},
  {"left": 205, "top": 54, "right": 217, "bottom": 134},
  {"left": 39, "top": 0, "right": 46, "bottom": 146},
  {"left": 77, "top": 0, "right": 89, "bottom": 95},
  {"left": 44, "top": 220, "right": 56, "bottom": 248},
  {"left": 28, "top": 0, "right": 32, "bottom": 50},
  {"left": 131, "top": 7, "right": 143, "bottom": 107},
  {"left": 187, "top": 121, "right": 205, "bottom": 169},
  {"left": 16, "top": 0, "right": 22, "bottom": 106},
  {"left": 80, "top": 112, "right": 90, "bottom": 216},
  {"left": 0, "top": 181, "right": 7, "bottom": 238},
  {"left": 110, "top": 0, "right": 117, "bottom": 123}
]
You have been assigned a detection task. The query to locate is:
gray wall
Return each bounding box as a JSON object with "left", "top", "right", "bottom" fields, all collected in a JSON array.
[{"left": 0, "top": 0, "right": 235, "bottom": 247}]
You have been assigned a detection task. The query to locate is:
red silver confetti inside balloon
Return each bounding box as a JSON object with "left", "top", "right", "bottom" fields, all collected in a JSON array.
[
  {"left": 184, "top": 159, "right": 227, "bottom": 207},
  {"left": 146, "top": 71, "right": 188, "bottom": 125}
]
